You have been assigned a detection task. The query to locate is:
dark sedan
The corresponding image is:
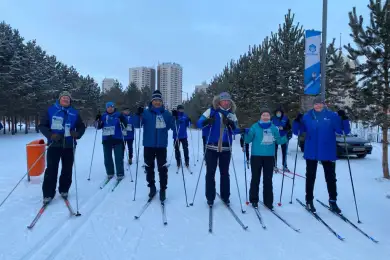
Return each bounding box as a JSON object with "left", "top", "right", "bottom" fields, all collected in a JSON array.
[{"left": 298, "top": 134, "right": 373, "bottom": 158}]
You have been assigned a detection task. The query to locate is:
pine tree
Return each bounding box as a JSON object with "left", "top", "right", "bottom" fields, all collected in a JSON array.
[{"left": 345, "top": 0, "right": 390, "bottom": 179}]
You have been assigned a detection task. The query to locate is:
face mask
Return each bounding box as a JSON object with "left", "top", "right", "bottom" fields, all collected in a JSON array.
[{"left": 276, "top": 112, "right": 282, "bottom": 117}]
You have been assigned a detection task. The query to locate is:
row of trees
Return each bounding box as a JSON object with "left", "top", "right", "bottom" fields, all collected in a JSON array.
[
  {"left": 184, "top": 10, "right": 356, "bottom": 127},
  {"left": 0, "top": 21, "right": 154, "bottom": 133},
  {"left": 185, "top": 1, "right": 390, "bottom": 178}
]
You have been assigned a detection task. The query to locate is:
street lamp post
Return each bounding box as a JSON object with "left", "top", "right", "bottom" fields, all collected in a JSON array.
[
  {"left": 320, "top": 0, "right": 328, "bottom": 101},
  {"left": 182, "top": 90, "right": 189, "bottom": 102}
]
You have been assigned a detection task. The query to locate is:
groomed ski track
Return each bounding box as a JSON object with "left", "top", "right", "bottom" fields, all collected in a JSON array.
[{"left": 0, "top": 128, "right": 389, "bottom": 260}]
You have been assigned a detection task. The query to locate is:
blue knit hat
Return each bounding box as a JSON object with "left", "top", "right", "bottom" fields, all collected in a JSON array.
[
  {"left": 151, "top": 90, "right": 163, "bottom": 102},
  {"left": 106, "top": 102, "right": 115, "bottom": 108},
  {"left": 219, "top": 92, "right": 231, "bottom": 101}
]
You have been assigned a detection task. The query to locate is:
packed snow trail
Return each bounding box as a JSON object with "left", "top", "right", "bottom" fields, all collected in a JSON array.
[{"left": 0, "top": 128, "right": 389, "bottom": 260}]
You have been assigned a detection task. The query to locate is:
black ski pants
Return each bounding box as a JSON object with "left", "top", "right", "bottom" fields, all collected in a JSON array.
[
  {"left": 275, "top": 143, "right": 288, "bottom": 168},
  {"left": 103, "top": 142, "right": 124, "bottom": 177},
  {"left": 174, "top": 138, "right": 189, "bottom": 166},
  {"left": 42, "top": 147, "right": 74, "bottom": 198},
  {"left": 205, "top": 149, "right": 231, "bottom": 202},
  {"left": 144, "top": 147, "right": 168, "bottom": 190},
  {"left": 306, "top": 160, "right": 337, "bottom": 202},
  {"left": 249, "top": 156, "right": 274, "bottom": 207}
]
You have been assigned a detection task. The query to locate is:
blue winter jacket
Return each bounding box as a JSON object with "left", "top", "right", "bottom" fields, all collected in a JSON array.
[
  {"left": 133, "top": 104, "right": 173, "bottom": 148},
  {"left": 38, "top": 101, "right": 86, "bottom": 148},
  {"left": 172, "top": 112, "right": 191, "bottom": 139},
  {"left": 123, "top": 114, "right": 135, "bottom": 140},
  {"left": 98, "top": 111, "right": 127, "bottom": 142},
  {"left": 271, "top": 115, "right": 290, "bottom": 137},
  {"left": 196, "top": 106, "right": 240, "bottom": 150},
  {"left": 293, "top": 109, "right": 351, "bottom": 161},
  {"left": 0, "top": 122, "right": 3, "bottom": 131}
]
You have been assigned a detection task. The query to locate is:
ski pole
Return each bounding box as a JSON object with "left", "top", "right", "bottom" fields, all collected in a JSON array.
[
  {"left": 197, "top": 129, "right": 200, "bottom": 162},
  {"left": 169, "top": 123, "right": 181, "bottom": 169},
  {"left": 343, "top": 131, "right": 361, "bottom": 223},
  {"left": 227, "top": 125, "right": 245, "bottom": 213},
  {"left": 190, "top": 125, "right": 212, "bottom": 206},
  {"left": 242, "top": 134, "right": 249, "bottom": 205},
  {"left": 72, "top": 138, "right": 81, "bottom": 216},
  {"left": 87, "top": 127, "right": 98, "bottom": 181},
  {"left": 133, "top": 117, "right": 142, "bottom": 201},
  {"left": 278, "top": 152, "right": 286, "bottom": 207},
  {"left": 0, "top": 143, "right": 52, "bottom": 209},
  {"left": 289, "top": 132, "right": 300, "bottom": 204}
]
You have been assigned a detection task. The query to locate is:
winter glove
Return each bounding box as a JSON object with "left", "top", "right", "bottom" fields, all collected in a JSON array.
[
  {"left": 172, "top": 110, "right": 178, "bottom": 118},
  {"left": 95, "top": 114, "right": 101, "bottom": 121},
  {"left": 136, "top": 107, "right": 144, "bottom": 116},
  {"left": 50, "top": 133, "right": 61, "bottom": 141},
  {"left": 202, "top": 117, "right": 215, "bottom": 127},
  {"left": 337, "top": 110, "right": 348, "bottom": 120},
  {"left": 278, "top": 126, "right": 284, "bottom": 130},
  {"left": 239, "top": 128, "right": 248, "bottom": 134},
  {"left": 70, "top": 131, "right": 79, "bottom": 139},
  {"left": 223, "top": 116, "right": 235, "bottom": 129},
  {"left": 295, "top": 113, "right": 303, "bottom": 123}
]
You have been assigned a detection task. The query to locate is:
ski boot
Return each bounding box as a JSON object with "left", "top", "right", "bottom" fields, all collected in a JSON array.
[
  {"left": 283, "top": 166, "right": 290, "bottom": 172},
  {"left": 117, "top": 175, "right": 125, "bottom": 181},
  {"left": 207, "top": 200, "right": 214, "bottom": 206},
  {"left": 149, "top": 185, "right": 156, "bottom": 199},
  {"left": 306, "top": 200, "right": 316, "bottom": 213},
  {"left": 252, "top": 202, "right": 258, "bottom": 208},
  {"left": 128, "top": 158, "right": 133, "bottom": 165},
  {"left": 273, "top": 166, "right": 279, "bottom": 173},
  {"left": 222, "top": 198, "right": 230, "bottom": 206},
  {"left": 60, "top": 192, "right": 68, "bottom": 200},
  {"left": 185, "top": 161, "right": 190, "bottom": 168},
  {"left": 43, "top": 197, "right": 52, "bottom": 205},
  {"left": 329, "top": 200, "right": 342, "bottom": 214}
]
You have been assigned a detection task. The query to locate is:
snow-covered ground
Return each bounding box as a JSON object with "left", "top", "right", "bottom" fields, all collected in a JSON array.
[{"left": 0, "top": 128, "right": 389, "bottom": 260}]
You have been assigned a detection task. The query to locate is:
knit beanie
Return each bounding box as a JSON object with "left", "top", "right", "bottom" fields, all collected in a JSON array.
[
  {"left": 313, "top": 96, "right": 324, "bottom": 105},
  {"left": 59, "top": 91, "right": 72, "bottom": 100},
  {"left": 151, "top": 90, "right": 163, "bottom": 102},
  {"left": 260, "top": 107, "right": 271, "bottom": 116},
  {"left": 219, "top": 92, "right": 231, "bottom": 101}
]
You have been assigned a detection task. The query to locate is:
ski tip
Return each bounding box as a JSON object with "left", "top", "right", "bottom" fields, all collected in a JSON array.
[
  {"left": 244, "top": 226, "right": 249, "bottom": 230},
  {"left": 27, "top": 226, "right": 33, "bottom": 229}
]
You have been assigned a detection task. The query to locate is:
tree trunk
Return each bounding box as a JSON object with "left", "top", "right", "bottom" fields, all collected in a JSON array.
[
  {"left": 35, "top": 114, "right": 39, "bottom": 133},
  {"left": 2, "top": 117, "right": 5, "bottom": 134},
  {"left": 382, "top": 124, "right": 390, "bottom": 179},
  {"left": 11, "top": 116, "right": 15, "bottom": 135},
  {"left": 25, "top": 115, "right": 28, "bottom": 134},
  {"left": 8, "top": 117, "right": 11, "bottom": 133}
]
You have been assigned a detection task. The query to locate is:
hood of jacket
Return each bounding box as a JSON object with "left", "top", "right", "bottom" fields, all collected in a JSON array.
[{"left": 212, "top": 94, "right": 237, "bottom": 113}]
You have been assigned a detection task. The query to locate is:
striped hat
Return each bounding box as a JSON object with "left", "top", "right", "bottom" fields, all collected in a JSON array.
[{"left": 151, "top": 90, "right": 163, "bottom": 102}]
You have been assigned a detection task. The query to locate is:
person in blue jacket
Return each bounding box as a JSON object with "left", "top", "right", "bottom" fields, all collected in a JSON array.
[
  {"left": 122, "top": 107, "right": 135, "bottom": 165},
  {"left": 172, "top": 104, "right": 191, "bottom": 169},
  {"left": 243, "top": 108, "right": 288, "bottom": 209},
  {"left": 38, "top": 91, "right": 86, "bottom": 204},
  {"left": 134, "top": 90, "right": 173, "bottom": 202},
  {"left": 271, "top": 106, "right": 291, "bottom": 171},
  {"left": 0, "top": 121, "right": 3, "bottom": 132},
  {"left": 96, "top": 102, "right": 128, "bottom": 181},
  {"left": 197, "top": 92, "right": 239, "bottom": 206},
  {"left": 293, "top": 96, "right": 351, "bottom": 214}
]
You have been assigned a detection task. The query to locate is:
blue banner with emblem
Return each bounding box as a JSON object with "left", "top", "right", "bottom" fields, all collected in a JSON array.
[{"left": 304, "top": 30, "right": 321, "bottom": 95}]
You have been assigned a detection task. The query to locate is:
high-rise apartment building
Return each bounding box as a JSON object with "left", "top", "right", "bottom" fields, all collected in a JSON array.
[
  {"left": 157, "top": 62, "right": 183, "bottom": 110},
  {"left": 195, "top": 81, "right": 208, "bottom": 93},
  {"left": 129, "top": 67, "right": 156, "bottom": 90},
  {"left": 102, "top": 78, "right": 115, "bottom": 92}
]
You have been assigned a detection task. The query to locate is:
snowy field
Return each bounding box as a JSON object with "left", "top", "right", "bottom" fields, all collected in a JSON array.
[{"left": 0, "top": 127, "right": 389, "bottom": 260}]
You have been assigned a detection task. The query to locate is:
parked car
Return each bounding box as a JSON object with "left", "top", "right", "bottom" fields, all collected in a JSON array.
[{"left": 298, "top": 134, "right": 373, "bottom": 158}]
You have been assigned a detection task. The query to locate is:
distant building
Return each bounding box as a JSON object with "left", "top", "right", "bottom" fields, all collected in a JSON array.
[
  {"left": 195, "top": 81, "right": 208, "bottom": 93},
  {"left": 102, "top": 78, "right": 115, "bottom": 92},
  {"left": 157, "top": 62, "right": 183, "bottom": 110},
  {"left": 129, "top": 67, "right": 156, "bottom": 90}
]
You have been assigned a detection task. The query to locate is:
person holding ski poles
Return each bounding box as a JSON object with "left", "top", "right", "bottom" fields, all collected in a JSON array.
[
  {"left": 242, "top": 108, "right": 287, "bottom": 210},
  {"left": 271, "top": 106, "right": 291, "bottom": 172},
  {"left": 38, "top": 91, "right": 86, "bottom": 204},
  {"left": 134, "top": 90, "right": 173, "bottom": 202},
  {"left": 96, "top": 102, "right": 128, "bottom": 181},
  {"left": 292, "top": 96, "right": 351, "bottom": 214},
  {"left": 172, "top": 104, "right": 191, "bottom": 169},
  {"left": 197, "top": 92, "right": 239, "bottom": 206},
  {"left": 122, "top": 107, "right": 135, "bottom": 165}
]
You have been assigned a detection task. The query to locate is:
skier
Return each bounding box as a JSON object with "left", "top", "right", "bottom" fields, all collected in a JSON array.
[
  {"left": 197, "top": 92, "right": 239, "bottom": 206},
  {"left": 293, "top": 96, "right": 351, "bottom": 213},
  {"left": 243, "top": 108, "right": 287, "bottom": 209},
  {"left": 0, "top": 121, "right": 3, "bottom": 131},
  {"left": 122, "top": 107, "right": 135, "bottom": 164},
  {"left": 38, "top": 91, "right": 86, "bottom": 204},
  {"left": 96, "top": 102, "right": 128, "bottom": 180},
  {"left": 134, "top": 90, "right": 173, "bottom": 202},
  {"left": 271, "top": 106, "right": 291, "bottom": 171},
  {"left": 171, "top": 104, "right": 191, "bottom": 169}
]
